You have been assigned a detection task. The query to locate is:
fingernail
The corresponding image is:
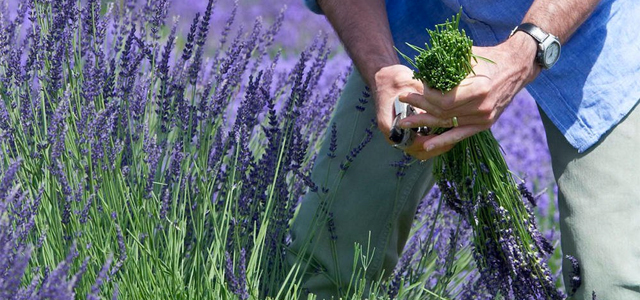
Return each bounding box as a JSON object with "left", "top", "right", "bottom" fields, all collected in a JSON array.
[{"left": 426, "top": 144, "right": 435, "bottom": 152}]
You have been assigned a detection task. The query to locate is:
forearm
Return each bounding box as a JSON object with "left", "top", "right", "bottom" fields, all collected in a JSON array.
[
  {"left": 317, "top": 0, "right": 398, "bottom": 89},
  {"left": 523, "top": 0, "right": 601, "bottom": 44}
]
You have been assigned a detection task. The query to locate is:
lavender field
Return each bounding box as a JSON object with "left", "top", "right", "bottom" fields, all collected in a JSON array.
[{"left": 0, "top": 0, "right": 562, "bottom": 299}]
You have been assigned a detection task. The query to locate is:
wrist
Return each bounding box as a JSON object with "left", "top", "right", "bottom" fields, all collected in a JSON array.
[
  {"left": 506, "top": 31, "right": 541, "bottom": 83},
  {"left": 371, "top": 64, "right": 420, "bottom": 96},
  {"left": 359, "top": 55, "right": 401, "bottom": 89}
]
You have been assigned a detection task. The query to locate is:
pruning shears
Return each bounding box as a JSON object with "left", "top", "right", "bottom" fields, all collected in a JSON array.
[{"left": 389, "top": 97, "right": 433, "bottom": 149}]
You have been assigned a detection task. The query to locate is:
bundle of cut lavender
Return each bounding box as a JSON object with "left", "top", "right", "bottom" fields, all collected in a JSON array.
[{"left": 398, "top": 12, "right": 564, "bottom": 299}]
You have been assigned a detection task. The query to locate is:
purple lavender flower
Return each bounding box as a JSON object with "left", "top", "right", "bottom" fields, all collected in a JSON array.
[
  {"left": 110, "top": 224, "right": 127, "bottom": 276},
  {"left": 150, "top": 0, "right": 169, "bottom": 40},
  {"left": 81, "top": 0, "right": 100, "bottom": 38},
  {"left": 0, "top": 246, "right": 32, "bottom": 299},
  {"left": 79, "top": 195, "right": 94, "bottom": 224},
  {"left": 388, "top": 239, "right": 417, "bottom": 299},
  {"left": 215, "top": 0, "right": 238, "bottom": 57},
  {"left": 38, "top": 243, "right": 79, "bottom": 299},
  {"left": 100, "top": 57, "right": 115, "bottom": 100},
  {"left": 237, "top": 249, "right": 249, "bottom": 300},
  {"left": 0, "top": 158, "right": 21, "bottom": 202},
  {"left": 327, "top": 122, "right": 338, "bottom": 159},
  {"left": 139, "top": 233, "right": 148, "bottom": 244},
  {"left": 168, "top": 141, "right": 185, "bottom": 183},
  {"left": 225, "top": 251, "right": 240, "bottom": 294},
  {"left": 143, "top": 125, "right": 161, "bottom": 198},
  {"left": 158, "top": 18, "right": 178, "bottom": 81},
  {"left": 293, "top": 169, "right": 318, "bottom": 193},
  {"left": 112, "top": 283, "right": 119, "bottom": 300},
  {"left": 87, "top": 255, "right": 113, "bottom": 300},
  {"left": 355, "top": 87, "right": 370, "bottom": 112},
  {"left": 390, "top": 153, "right": 412, "bottom": 178},
  {"left": 181, "top": 13, "right": 200, "bottom": 62},
  {"left": 159, "top": 187, "right": 171, "bottom": 220},
  {"left": 326, "top": 212, "right": 338, "bottom": 241},
  {"left": 118, "top": 24, "right": 137, "bottom": 79},
  {"left": 518, "top": 181, "right": 537, "bottom": 207},
  {"left": 339, "top": 119, "right": 375, "bottom": 171},
  {"left": 566, "top": 255, "right": 581, "bottom": 296}
]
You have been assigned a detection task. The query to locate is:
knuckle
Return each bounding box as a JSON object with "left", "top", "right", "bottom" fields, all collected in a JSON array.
[
  {"left": 477, "top": 84, "right": 491, "bottom": 97},
  {"left": 478, "top": 105, "right": 493, "bottom": 115},
  {"left": 484, "top": 111, "right": 498, "bottom": 125}
]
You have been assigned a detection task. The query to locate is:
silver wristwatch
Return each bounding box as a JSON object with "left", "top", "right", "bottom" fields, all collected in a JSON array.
[{"left": 510, "top": 23, "right": 561, "bottom": 69}]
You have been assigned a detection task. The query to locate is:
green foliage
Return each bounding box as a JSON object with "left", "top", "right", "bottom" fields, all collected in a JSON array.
[{"left": 397, "top": 11, "right": 473, "bottom": 92}]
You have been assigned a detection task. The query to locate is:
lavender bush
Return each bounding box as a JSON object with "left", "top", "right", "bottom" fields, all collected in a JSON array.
[{"left": 0, "top": 0, "right": 562, "bottom": 299}]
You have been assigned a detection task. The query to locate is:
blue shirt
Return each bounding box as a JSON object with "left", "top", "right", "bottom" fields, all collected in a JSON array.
[{"left": 304, "top": 0, "right": 640, "bottom": 152}]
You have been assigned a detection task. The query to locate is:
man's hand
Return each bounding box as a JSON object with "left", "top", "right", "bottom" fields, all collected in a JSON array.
[
  {"left": 396, "top": 32, "right": 540, "bottom": 159},
  {"left": 373, "top": 64, "right": 438, "bottom": 160}
]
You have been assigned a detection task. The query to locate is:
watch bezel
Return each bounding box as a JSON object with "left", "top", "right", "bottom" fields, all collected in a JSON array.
[{"left": 540, "top": 36, "right": 561, "bottom": 69}]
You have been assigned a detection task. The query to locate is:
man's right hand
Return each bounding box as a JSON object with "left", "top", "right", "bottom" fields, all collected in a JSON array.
[{"left": 373, "top": 64, "right": 438, "bottom": 160}]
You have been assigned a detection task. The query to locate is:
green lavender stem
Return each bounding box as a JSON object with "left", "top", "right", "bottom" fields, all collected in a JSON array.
[{"left": 399, "top": 9, "right": 561, "bottom": 298}]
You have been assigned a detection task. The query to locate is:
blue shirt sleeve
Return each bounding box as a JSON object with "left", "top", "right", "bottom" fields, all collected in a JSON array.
[{"left": 304, "top": 0, "right": 324, "bottom": 14}]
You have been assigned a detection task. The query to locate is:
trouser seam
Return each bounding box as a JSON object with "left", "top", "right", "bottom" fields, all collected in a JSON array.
[{"left": 366, "top": 161, "right": 426, "bottom": 281}]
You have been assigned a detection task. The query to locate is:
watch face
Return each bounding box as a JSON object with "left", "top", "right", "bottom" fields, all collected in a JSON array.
[{"left": 544, "top": 41, "right": 561, "bottom": 66}]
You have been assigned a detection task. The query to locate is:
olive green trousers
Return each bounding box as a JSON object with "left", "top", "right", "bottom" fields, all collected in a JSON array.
[{"left": 288, "top": 69, "right": 640, "bottom": 300}]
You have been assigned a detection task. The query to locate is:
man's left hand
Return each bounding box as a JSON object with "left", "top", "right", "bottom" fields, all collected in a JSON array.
[{"left": 397, "top": 32, "right": 541, "bottom": 159}]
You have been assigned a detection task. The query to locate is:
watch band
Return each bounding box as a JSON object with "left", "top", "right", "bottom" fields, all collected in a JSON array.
[{"left": 512, "top": 23, "right": 549, "bottom": 43}]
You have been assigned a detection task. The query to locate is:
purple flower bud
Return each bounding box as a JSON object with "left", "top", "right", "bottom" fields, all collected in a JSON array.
[
  {"left": 79, "top": 195, "right": 94, "bottom": 224},
  {"left": 110, "top": 224, "right": 126, "bottom": 276},
  {"left": 339, "top": 120, "right": 374, "bottom": 171},
  {"left": 518, "top": 182, "right": 537, "bottom": 207},
  {"left": 159, "top": 187, "right": 173, "bottom": 222},
  {"left": 327, "top": 122, "right": 337, "bottom": 159},
  {"left": 566, "top": 255, "right": 582, "bottom": 296},
  {"left": 157, "top": 18, "right": 177, "bottom": 81},
  {"left": 0, "top": 158, "right": 21, "bottom": 202},
  {"left": 88, "top": 255, "right": 113, "bottom": 300},
  {"left": 149, "top": 0, "right": 168, "bottom": 40},
  {"left": 182, "top": 13, "right": 200, "bottom": 62}
]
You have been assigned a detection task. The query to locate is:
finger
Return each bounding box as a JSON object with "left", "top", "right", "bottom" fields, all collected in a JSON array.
[
  {"left": 399, "top": 93, "right": 446, "bottom": 117},
  {"left": 422, "top": 126, "right": 479, "bottom": 154},
  {"left": 398, "top": 112, "right": 452, "bottom": 129},
  {"left": 398, "top": 113, "right": 492, "bottom": 130},
  {"left": 407, "top": 135, "right": 453, "bottom": 161},
  {"left": 401, "top": 134, "right": 431, "bottom": 153},
  {"left": 402, "top": 135, "right": 437, "bottom": 161},
  {"left": 400, "top": 88, "right": 486, "bottom": 119}
]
